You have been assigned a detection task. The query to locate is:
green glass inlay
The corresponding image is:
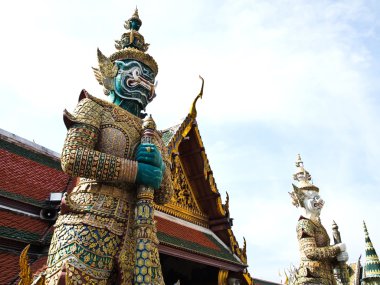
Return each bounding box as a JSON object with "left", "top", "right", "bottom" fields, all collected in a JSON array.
[
  {"left": 0, "top": 188, "right": 46, "bottom": 206},
  {"left": 0, "top": 226, "right": 41, "bottom": 243}
]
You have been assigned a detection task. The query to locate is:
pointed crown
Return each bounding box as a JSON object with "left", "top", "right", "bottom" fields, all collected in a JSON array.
[
  {"left": 111, "top": 8, "right": 158, "bottom": 75},
  {"left": 93, "top": 8, "right": 159, "bottom": 92},
  {"left": 115, "top": 8, "right": 149, "bottom": 52},
  {"left": 289, "top": 154, "right": 319, "bottom": 208},
  {"left": 363, "top": 221, "right": 380, "bottom": 278},
  {"left": 293, "top": 154, "right": 319, "bottom": 192}
]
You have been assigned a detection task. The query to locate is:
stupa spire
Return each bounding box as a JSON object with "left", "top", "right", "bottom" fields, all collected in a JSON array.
[{"left": 363, "top": 221, "right": 380, "bottom": 279}]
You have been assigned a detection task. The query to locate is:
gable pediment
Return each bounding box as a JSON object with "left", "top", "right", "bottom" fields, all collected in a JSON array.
[{"left": 155, "top": 155, "right": 208, "bottom": 227}]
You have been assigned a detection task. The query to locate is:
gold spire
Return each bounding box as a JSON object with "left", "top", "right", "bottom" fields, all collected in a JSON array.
[
  {"left": 132, "top": 7, "right": 139, "bottom": 19},
  {"left": 102, "top": 8, "right": 158, "bottom": 76},
  {"left": 292, "top": 154, "right": 319, "bottom": 191},
  {"left": 114, "top": 8, "right": 150, "bottom": 52}
]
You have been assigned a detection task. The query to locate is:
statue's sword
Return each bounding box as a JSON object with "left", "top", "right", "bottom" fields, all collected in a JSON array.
[
  {"left": 133, "top": 115, "right": 161, "bottom": 285},
  {"left": 332, "top": 220, "right": 349, "bottom": 285}
]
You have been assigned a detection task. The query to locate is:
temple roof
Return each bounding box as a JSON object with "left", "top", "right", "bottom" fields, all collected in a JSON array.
[
  {"left": 0, "top": 121, "right": 251, "bottom": 284},
  {"left": 0, "top": 129, "right": 74, "bottom": 284},
  {"left": 0, "top": 252, "right": 48, "bottom": 285},
  {"left": 0, "top": 210, "right": 51, "bottom": 244},
  {"left": 159, "top": 112, "right": 248, "bottom": 265},
  {"left": 0, "top": 128, "right": 75, "bottom": 207},
  {"left": 0, "top": 251, "right": 20, "bottom": 284},
  {"left": 156, "top": 94, "right": 251, "bottom": 282},
  {"left": 156, "top": 212, "right": 243, "bottom": 269}
]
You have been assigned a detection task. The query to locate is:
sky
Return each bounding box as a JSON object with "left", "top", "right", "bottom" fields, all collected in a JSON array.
[{"left": 1, "top": 0, "right": 380, "bottom": 282}]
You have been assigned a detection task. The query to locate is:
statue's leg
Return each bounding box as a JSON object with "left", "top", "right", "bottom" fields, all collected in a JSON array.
[{"left": 45, "top": 221, "right": 122, "bottom": 285}]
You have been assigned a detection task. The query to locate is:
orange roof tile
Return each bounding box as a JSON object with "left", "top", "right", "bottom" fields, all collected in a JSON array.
[
  {"left": 0, "top": 149, "right": 71, "bottom": 202},
  {"left": 31, "top": 255, "right": 48, "bottom": 275},
  {"left": 0, "top": 211, "right": 48, "bottom": 235},
  {"left": 0, "top": 251, "right": 19, "bottom": 285}
]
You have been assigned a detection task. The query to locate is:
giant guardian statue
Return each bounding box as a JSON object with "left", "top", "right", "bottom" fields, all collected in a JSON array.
[{"left": 45, "top": 9, "right": 173, "bottom": 285}]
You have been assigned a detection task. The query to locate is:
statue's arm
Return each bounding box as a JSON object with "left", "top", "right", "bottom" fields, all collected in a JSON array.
[
  {"left": 297, "top": 220, "right": 341, "bottom": 261},
  {"left": 299, "top": 236, "right": 341, "bottom": 260},
  {"left": 61, "top": 98, "right": 137, "bottom": 183}
]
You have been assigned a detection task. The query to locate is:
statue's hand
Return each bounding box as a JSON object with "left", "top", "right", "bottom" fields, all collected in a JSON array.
[
  {"left": 337, "top": 251, "right": 349, "bottom": 262},
  {"left": 337, "top": 243, "right": 346, "bottom": 252},
  {"left": 136, "top": 143, "right": 163, "bottom": 168},
  {"left": 136, "top": 162, "right": 163, "bottom": 189}
]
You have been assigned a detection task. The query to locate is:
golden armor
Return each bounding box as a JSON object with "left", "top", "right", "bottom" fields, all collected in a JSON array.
[{"left": 45, "top": 91, "right": 173, "bottom": 285}]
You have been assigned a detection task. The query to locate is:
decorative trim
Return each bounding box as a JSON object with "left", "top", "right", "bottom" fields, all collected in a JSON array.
[
  {"left": 243, "top": 272, "right": 254, "bottom": 285},
  {"left": 0, "top": 128, "right": 60, "bottom": 161},
  {"left": 154, "top": 204, "right": 208, "bottom": 227},
  {"left": 0, "top": 189, "right": 46, "bottom": 207},
  {"left": 157, "top": 231, "right": 240, "bottom": 264},
  {"left": 159, "top": 243, "right": 244, "bottom": 272},
  {"left": 154, "top": 145, "right": 209, "bottom": 226},
  {"left": 0, "top": 226, "right": 41, "bottom": 244},
  {"left": 218, "top": 269, "right": 228, "bottom": 285},
  {"left": 192, "top": 126, "right": 226, "bottom": 217},
  {"left": 109, "top": 47, "right": 158, "bottom": 76},
  {"left": 0, "top": 140, "right": 61, "bottom": 171},
  {"left": 155, "top": 211, "right": 233, "bottom": 255}
]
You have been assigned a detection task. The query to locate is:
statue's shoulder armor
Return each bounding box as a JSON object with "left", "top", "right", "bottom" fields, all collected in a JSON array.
[
  {"left": 63, "top": 90, "right": 107, "bottom": 129},
  {"left": 297, "top": 216, "right": 316, "bottom": 239}
]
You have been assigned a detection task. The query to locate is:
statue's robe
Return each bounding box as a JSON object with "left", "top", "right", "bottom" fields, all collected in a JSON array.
[
  {"left": 45, "top": 90, "right": 173, "bottom": 285},
  {"left": 296, "top": 216, "right": 341, "bottom": 285}
]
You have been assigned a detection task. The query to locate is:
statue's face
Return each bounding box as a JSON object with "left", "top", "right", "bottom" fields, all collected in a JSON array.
[
  {"left": 303, "top": 190, "right": 324, "bottom": 216},
  {"left": 113, "top": 59, "right": 156, "bottom": 109}
]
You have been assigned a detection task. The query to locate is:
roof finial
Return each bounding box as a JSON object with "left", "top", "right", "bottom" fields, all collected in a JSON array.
[{"left": 189, "top": 75, "right": 204, "bottom": 119}]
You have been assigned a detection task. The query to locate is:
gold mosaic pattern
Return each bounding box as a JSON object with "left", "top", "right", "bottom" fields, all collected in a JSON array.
[
  {"left": 171, "top": 156, "right": 202, "bottom": 212},
  {"left": 154, "top": 154, "right": 208, "bottom": 227},
  {"left": 110, "top": 47, "right": 158, "bottom": 76}
]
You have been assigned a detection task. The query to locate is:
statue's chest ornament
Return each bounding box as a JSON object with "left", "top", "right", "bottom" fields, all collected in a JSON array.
[
  {"left": 314, "top": 222, "right": 330, "bottom": 247},
  {"left": 96, "top": 107, "right": 142, "bottom": 158},
  {"left": 98, "top": 125, "right": 130, "bottom": 158}
]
